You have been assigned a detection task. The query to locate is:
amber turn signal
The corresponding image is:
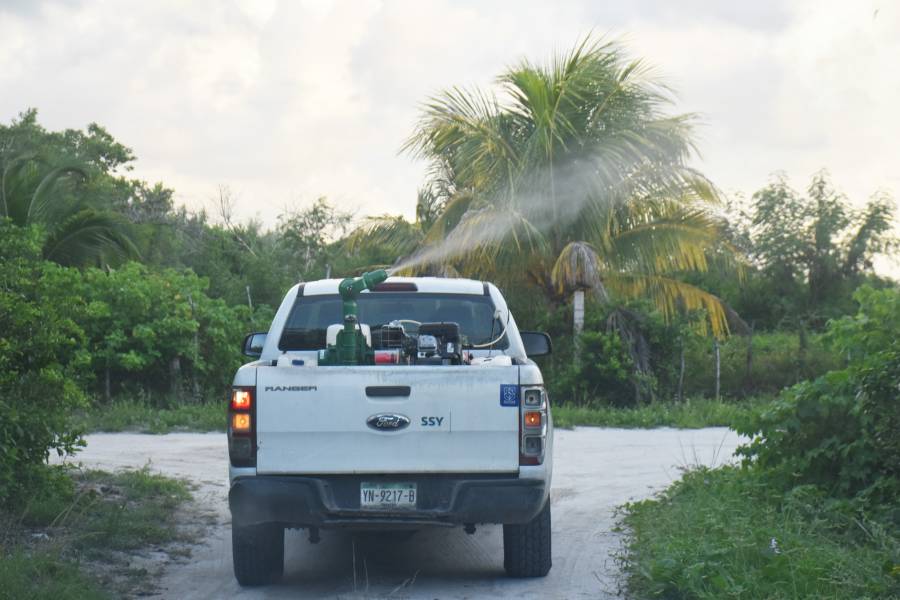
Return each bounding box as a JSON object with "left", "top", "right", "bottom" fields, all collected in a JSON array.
[
  {"left": 231, "top": 389, "right": 252, "bottom": 411},
  {"left": 232, "top": 413, "right": 251, "bottom": 433},
  {"left": 524, "top": 411, "right": 542, "bottom": 428}
]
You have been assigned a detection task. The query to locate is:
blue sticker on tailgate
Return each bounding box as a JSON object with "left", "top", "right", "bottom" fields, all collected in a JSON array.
[{"left": 500, "top": 384, "right": 519, "bottom": 407}]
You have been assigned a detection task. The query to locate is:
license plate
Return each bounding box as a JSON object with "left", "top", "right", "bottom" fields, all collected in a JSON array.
[{"left": 360, "top": 482, "right": 417, "bottom": 510}]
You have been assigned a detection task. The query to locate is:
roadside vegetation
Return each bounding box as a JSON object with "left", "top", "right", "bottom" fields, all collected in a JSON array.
[
  {"left": 1, "top": 466, "right": 194, "bottom": 599},
  {"left": 72, "top": 399, "right": 225, "bottom": 434},
  {"left": 1, "top": 34, "right": 897, "bottom": 597},
  {"left": 625, "top": 467, "right": 898, "bottom": 599},
  {"left": 552, "top": 396, "right": 773, "bottom": 430},
  {"left": 622, "top": 286, "right": 900, "bottom": 599}
]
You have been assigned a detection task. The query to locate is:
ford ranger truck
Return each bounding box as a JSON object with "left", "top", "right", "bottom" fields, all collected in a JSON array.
[{"left": 227, "top": 274, "right": 553, "bottom": 586}]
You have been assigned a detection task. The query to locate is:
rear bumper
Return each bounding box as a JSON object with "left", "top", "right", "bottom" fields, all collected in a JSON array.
[{"left": 229, "top": 473, "right": 548, "bottom": 529}]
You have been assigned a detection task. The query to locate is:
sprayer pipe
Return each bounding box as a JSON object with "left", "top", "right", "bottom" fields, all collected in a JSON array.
[{"left": 470, "top": 323, "right": 509, "bottom": 348}]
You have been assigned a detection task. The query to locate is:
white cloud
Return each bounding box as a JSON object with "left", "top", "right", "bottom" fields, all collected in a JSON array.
[{"left": 1, "top": 0, "right": 897, "bottom": 237}]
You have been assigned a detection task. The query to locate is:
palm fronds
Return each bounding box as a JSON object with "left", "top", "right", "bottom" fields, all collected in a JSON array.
[
  {"left": 342, "top": 215, "right": 424, "bottom": 257},
  {"left": 1, "top": 152, "right": 138, "bottom": 266},
  {"left": 604, "top": 272, "right": 732, "bottom": 337},
  {"left": 42, "top": 208, "right": 139, "bottom": 266}
]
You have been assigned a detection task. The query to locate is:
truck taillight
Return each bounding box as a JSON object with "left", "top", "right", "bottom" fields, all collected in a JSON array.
[
  {"left": 519, "top": 386, "right": 548, "bottom": 466},
  {"left": 524, "top": 411, "right": 542, "bottom": 428},
  {"left": 232, "top": 413, "right": 251, "bottom": 432},
  {"left": 231, "top": 389, "right": 252, "bottom": 411},
  {"left": 229, "top": 386, "right": 256, "bottom": 467}
]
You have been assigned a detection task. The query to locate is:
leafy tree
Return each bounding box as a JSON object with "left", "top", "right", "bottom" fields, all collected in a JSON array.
[
  {"left": 0, "top": 109, "right": 134, "bottom": 175},
  {"left": 76, "top": 263, "right": 266, "bottom": 401},
  {"left": 0, "top": 221, "right": 88, "bottom": 504},
  {"left": 0, "top": 110, "right": 138, "bottom": 266},
  {"left": 748, "top": 171, "right": 896, "bottom": 326},
  {"left": 353, "top": 36, "right": 735, "bottom": 335},
  {"left": 278, "top": 196, "right": 352, "bottom": 277}
]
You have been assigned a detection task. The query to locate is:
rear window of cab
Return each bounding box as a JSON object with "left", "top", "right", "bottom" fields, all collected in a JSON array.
[{"left": 278, "top": 292, "right": 508, "bottom": 351}]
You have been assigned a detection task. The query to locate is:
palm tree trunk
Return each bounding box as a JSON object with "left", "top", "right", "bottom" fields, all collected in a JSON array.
[
  {"left": 573, "top": 289, "right": 585, "bottom": 335},
  {"left": 713, "top": 339, "right": 721, "bottom": 401}
]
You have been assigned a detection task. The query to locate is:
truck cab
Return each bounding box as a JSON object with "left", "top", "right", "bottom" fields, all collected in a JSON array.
[{"left": 228, "top": 275, "right": 553, "bottom": 586}]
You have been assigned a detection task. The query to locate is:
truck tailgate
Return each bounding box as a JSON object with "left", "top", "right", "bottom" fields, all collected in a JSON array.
[{"left": 255, "top": 366, "right": 520, "bottom": 474}]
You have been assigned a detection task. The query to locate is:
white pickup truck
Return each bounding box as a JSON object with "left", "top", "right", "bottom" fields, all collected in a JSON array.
[{"left": 227, "top": 273, "right": 553, "bottom": 586}]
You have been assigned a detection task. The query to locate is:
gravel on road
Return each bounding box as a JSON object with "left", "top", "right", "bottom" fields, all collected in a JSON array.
[{"left": 61, "top": 427, "right": 742, "bottom": 599}]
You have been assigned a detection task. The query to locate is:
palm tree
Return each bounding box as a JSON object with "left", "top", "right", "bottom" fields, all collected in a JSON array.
[
  {"left": 394, "top": 35, "right": 737, "bottom": 336},
  {"left": 1, "top": 153, "right": 138, "bottom": 266},
  {"left": 341, "top": 187, "right": 462, "bottom": 277}
]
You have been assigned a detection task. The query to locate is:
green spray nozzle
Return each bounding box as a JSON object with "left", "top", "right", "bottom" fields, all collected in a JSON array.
[
  {"left": 338, "top": 269, "right": 389, "bottom": 301},
  {"left": 338, "top": 269, "right": 389, "bottom": 329}
]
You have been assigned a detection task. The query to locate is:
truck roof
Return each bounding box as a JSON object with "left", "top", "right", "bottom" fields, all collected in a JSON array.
[{"left": 302, "top": 276, "right": 486, "bottom": 296}]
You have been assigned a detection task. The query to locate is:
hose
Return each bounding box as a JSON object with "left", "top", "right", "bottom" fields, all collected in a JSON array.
[{"left": 470, "top": 310, "right": 510, "bottom": 349}]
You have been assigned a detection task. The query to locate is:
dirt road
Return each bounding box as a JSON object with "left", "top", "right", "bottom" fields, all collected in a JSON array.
[{"left": 63, "top": 428, "right": 742, "bottom": 598}]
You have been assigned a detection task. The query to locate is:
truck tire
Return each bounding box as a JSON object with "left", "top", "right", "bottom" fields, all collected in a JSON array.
[
  {"left": 232, "top": 523, "right": 284, "bottom": 586},
  {"left": 503, "top": 498, "right": 552, "bottom": 577}
]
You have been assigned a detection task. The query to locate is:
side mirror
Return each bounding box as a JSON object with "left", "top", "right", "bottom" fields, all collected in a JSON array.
[
  {"left": 242, "top": 332, "right": 267, "bottom": 358},
  {"left": 520, "top": 331, "right": 552, "bottom": 357}
]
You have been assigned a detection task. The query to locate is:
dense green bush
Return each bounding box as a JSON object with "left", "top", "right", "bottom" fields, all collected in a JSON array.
[
  {"left": 552, "top": 326, "right": 637, "bottom": 405},
  {"left": 530, "top": 300, "right": 687, "bottom": 406},
  {"left": 75, "top": 263, "right": 273, "bottom": 401},
  {"left": 859, "top": 346, "right": 900, "bottom": 484},
  {"left": 737, "top": 286, "right": 900, "bottom": 500},
  {"left": 0, "top": 222, "right": 88, "bottom": 504},
  {"left": 0, "top": 219, "right": 275, "bottom": 504}
]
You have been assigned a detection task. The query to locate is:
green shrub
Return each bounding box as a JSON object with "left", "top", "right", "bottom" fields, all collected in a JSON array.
[
  {"left": 75, "top": 263, "right": 273, "bottom": 401},
  {"left": 553, "top": 327, "right": 637, "bottom": 406},
  {"left": 536, "top": 301, "right": 686, "bottom": 406},
  {"left": 0, "top": 222, "right": 88, "bottom": 505},
  {"left": 737, "top": 286, "right": 900, "bottom": 500},
  {"left": 859, "top": 346, "right": 900, "bottom": 483}
]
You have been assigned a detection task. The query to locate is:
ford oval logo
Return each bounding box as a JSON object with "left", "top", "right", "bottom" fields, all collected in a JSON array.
[{"left": 367, "top": 413, "right": 410, "bottom": 431}]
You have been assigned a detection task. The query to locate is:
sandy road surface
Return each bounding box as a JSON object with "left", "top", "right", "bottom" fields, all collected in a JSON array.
[{"left": 62, "top": 428, "right": 742, "bottom": 599}]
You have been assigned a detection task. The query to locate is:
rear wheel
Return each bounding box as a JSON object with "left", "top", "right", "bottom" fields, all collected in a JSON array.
[
  {"left": 232, "top": 523, "right": 284, "bottom": 586},
  {"left": 503, "top": 498, "right": 552, "bottom": 577}
]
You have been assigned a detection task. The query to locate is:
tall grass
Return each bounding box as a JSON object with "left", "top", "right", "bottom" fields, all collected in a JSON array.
[
  {"left": 552, "top": 397, "right": 772, "bottom": 429},
  {"left": 0, "top": 551, "right": 107, "bottom": 600},
  {"left": 72, "top": 399, "right": 225, "bottom": 434},
  {"left": 2, "top": 467, "right": 194, "bottom": 599},
  {"left": 623, "top": 467, "right": 900, "bottom": 599}
]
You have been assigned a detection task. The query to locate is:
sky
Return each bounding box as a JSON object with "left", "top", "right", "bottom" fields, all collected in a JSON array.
[{"left": 1, "top": 0, "right": 898, "bottom": 236}]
